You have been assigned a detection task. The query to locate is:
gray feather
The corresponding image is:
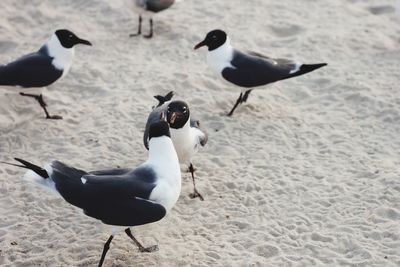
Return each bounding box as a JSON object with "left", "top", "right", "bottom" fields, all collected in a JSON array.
[{"left": 190, "top": 119, "right": 208, "bottom": 146}]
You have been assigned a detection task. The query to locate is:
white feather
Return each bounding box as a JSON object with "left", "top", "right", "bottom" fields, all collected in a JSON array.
[
  {"left": 289, "top": 63, "right": 301, "bottom": 74},
  {"left": 23, "top": 163, "right": 57, "bottom": 193},
  {"left": 146, "top": 136, "right": 181, "bottom": 211},
  {"left": 206, "top": 37, "right": 235, "bottom": 74},
  {"left": 170, "top": 119, "right": 203, "bottom": 167}
]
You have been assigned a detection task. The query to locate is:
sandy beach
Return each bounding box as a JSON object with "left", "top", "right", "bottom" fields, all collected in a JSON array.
[{"left": 0, "top": 0, "right": 399, "bottom": 266}]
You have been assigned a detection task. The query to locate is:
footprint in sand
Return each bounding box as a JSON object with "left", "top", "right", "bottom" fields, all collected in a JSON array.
[
  {"left": 269, "top": 24, "right": 304, "bottom": 38},
  {"left": 0, "top": 41, "right": 17, "bottom": 53},
  {"left": 255, "top": 244, "right": 280, "bottom": 259},
  {"left": 368, "top": 5, "right": 395, "bottom": 15}
]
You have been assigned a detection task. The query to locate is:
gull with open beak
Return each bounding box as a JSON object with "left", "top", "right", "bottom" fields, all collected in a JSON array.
[{"left": 143, "top": 92, "right": 208, "bottom": 200}]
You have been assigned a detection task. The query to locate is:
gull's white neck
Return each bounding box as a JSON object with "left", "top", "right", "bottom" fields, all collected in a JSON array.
[
  {"left": 46, "top": 34, "right": 75, "bottom": 77},
  {"left": 147, "top": 136, "right": 181, "bottom": 211},
  {"left": 206, "top": 37, "right": 234, "bottom": 74},
  {"left": 170, "top": 119, "right": 192, "bottom": 164},
  {"left": 148, "top": 136, "right": 179, "bottom": 167},
  {"left": 171, "top": 118, "right": 191, "bottom": 135}
]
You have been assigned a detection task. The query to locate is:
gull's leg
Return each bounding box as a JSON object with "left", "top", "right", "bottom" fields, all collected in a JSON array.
[
  {"left": 227, "top": 92, "right": 243, "bottom": 116},
  {"left": 242, "top": 89, "right": 252, "bottom": 103},
  {"left": 19, "top": 92, "right": 62, "bottom": 120},
  {"left": 143, "top": 18, "right": 153, "bottom": 38},
  {"left": 98, "top": 235, "right": 114, "bottom": 267},
  {"left": 188, "top": 163, "right": 204, "bottom": 201},
  {"left": 125, "top": 228, "right": 158, "bottom": 252},
  {"left": 129, "top": 15, "right": 142, "bottom": 37}
]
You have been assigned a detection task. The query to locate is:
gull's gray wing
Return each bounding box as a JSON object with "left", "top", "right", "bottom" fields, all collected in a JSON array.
[
  {"left": 50, "top": 161, "right": 166, "bottom": 226},
  {"left": 145, "top": 0, "right": 175, "bottom": 12},
  {"left": 222, "top": 49, "right": 298, "bottom": 88},
  {"left": 89, "top": 168, "right": 132, "bottom": 176},
  {"left": 247, "top": 51, "right": 295, "bottom": 66},
  {"left": 84, "top": 196, "right": 166, "bottom": 226},
  {"left": 0, "top": 46, "right": 62, "bottom": 87},
  {"left": 190, "top": 118, "right": 208, "bottom": 146}
]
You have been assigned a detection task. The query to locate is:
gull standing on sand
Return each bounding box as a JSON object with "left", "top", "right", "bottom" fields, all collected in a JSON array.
[
  {"left": 0, "top": 29, "right": 92, "bottom": 119},
  {"left": 194, "top": 29, "right": 327, "bottom": 116},
  {"left": 144, "top": 92, "right": 208, "bottom": 200},
  {"left": 1, "top": 120, "right": 181, "bottom": 267},
  {"left": 129, "top": 0, "right": 177, "bottom": 38}
]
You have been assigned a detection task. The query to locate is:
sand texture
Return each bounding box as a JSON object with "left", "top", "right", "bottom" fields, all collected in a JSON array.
[{"left": 0, "top": 0, "right": 400, "bottom": 266}]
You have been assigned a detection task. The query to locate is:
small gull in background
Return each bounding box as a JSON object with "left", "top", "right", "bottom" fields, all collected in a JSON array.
[
  {"left": 129, "top": 0, "right": 179, "bottom": 38},
  {"left": 0, "top": 29, "right": 92, "bottom": 119},
  {"left": 194, "top": 29, "right": 327, "bottom": 116}
]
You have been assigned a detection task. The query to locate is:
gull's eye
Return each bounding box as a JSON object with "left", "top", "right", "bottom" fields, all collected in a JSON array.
[
  {"left": 182, "top": 107, "right": 187, "bottom": 113},
  {"left": 68, "top": 34, "right": 73, "bottom": 39},
  {"left": 212, "top": 35, "right": 217, "bottom": 40}
]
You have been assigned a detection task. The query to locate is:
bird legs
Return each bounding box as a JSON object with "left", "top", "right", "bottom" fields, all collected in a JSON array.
[
  {"left": 242, "top": 89, "right": 252, "bottom": 103},
  {"left": 130, "top": 15, "right": 142, "bottom": 37},
  {"left": 188, "top": 163, "right": 204, "bottom": 201},
  {"left": 19, "top": 92, "right": 62, "bottom": 119},
  {"left": 129, "top": 15, "right": 153, "bottom": 38},
  {"left": 227, "top": 89, "right": 252, "bottom": 116},
  {"left": 98, "top": 235, "right": 114, "bottom": 267},
  {"left": 97, "top": 229, "right": 158, "bottom": 267},
  {"left": 143, "top": 18, "right": 153, "bottom": 38},
  {"left": 125, "top": 228, "right": 158, "bottom": 252}
]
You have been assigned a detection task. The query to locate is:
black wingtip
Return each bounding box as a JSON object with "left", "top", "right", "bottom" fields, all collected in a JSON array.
[
  {"left": 153, "top": 91, "right": 174, "bottom": 107},
  {"left": 286, "top": 63, "right": 327, "bottom": 79},
  {"left": 14, "top": 158, "right": 49, "bottom": 178},
  {"left": 0, "top": 160, "right": 26, "bottom": 169},
  {"left": 301, "top": 63, "right": 327, "bottom": 72}
]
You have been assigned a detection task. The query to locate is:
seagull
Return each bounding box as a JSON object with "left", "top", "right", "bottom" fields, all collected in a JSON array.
[
  {"left": 129, "top": 0, "right": 177, "bottom": 38},
  {"left": 1, "top": 120, "right": 181, "bottom": 267},
  {"left": 143, "top": 91, "right": 208, "bottom": 200},
  {"left": 194, "top": 29, "right": 327, "bottom": 116},
  {"left": 0, "top": 29, "right": 92, "bottom": 119}
]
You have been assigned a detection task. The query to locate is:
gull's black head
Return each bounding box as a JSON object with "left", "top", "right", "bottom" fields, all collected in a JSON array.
[
  {"left": 167, "top": 101, "right": 190, "bottom": 129},
  {"left": 55, "top": 29, "right": 92, "bottom": 48},
  {"left": 194, "top": 29, "right": 227, "bottom": 51},
  {"left": 149, "top": 121, "right": 171, "bottom": 140}
]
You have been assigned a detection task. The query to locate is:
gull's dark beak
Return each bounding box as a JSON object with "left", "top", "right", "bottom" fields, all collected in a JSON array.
[
  {"left": 160, "top": 111, "right": 166, "bottom": 122},
  {"left": 194, "top": 39, "right": 206, "bottom": 50},
  {"left": 170, "top": 112, "right": 178, "bottom": 124},
  {"left": 77, "top": 38, "right": 92, "bottom": 46}
]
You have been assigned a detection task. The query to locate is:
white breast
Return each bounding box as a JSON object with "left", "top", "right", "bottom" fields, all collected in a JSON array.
[
  {"left": 170, "top": 120, "right": 198, "bottom": 166},
  {"left": 146, "top": 136, "right": 181, "bottom": 211}
]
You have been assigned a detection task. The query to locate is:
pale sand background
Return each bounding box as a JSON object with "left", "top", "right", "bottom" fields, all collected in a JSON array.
[{"left": 0, "top": 0, "right": 399, "bottom": 266}]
